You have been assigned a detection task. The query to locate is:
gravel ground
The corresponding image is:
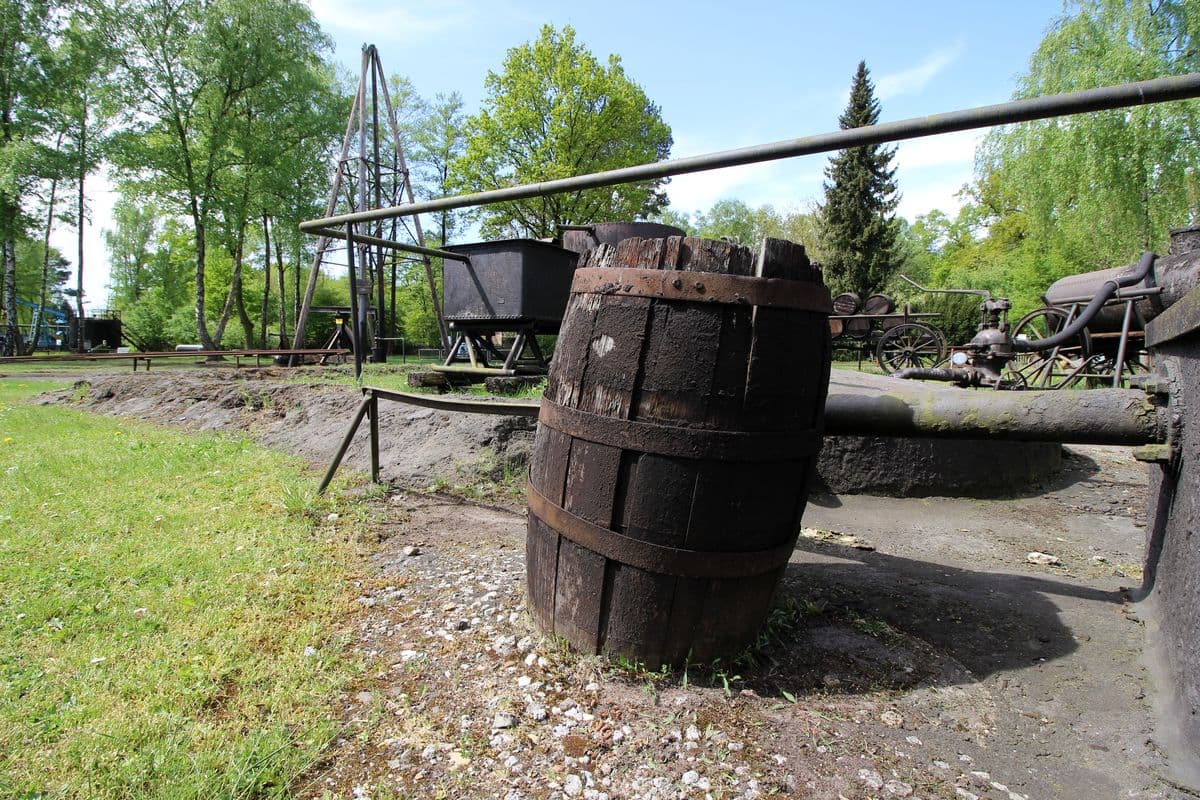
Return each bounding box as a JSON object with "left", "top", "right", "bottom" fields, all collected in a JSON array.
[
  {"left": 298, "top": 492, "right": 1034, "bottom": 800},
  {"left": 40, "top": 370, "right": 1193, "bottom": 799}
]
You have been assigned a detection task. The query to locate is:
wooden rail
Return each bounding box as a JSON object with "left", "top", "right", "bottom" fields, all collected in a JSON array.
[{"left": 0, "top": 349, "right": 350, "bottom": 371}]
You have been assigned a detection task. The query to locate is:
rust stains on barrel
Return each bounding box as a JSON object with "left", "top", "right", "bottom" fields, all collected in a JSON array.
[{"left": 526, "top": 235, "right": 832, "bottom": 667}]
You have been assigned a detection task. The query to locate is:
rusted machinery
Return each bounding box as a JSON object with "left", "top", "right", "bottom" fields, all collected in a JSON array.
[
  {"left": 893, "top": 231, "right": 1197, "bottom": 390},
  {"left": 829, "top": 290, "right": 946, "bottom": 372}
]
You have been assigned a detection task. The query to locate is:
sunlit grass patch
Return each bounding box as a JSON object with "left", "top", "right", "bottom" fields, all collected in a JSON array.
[{"left": 0, "top": 380, "right": 363, "bottom": 798}]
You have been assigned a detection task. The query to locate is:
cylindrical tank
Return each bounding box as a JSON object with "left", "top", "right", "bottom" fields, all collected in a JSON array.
[
  {"left": 560, "top": 222, "right": 685, "bottom": 257},
  {"left": 525, "top": 235, "right": 831, "bottom": 668},
  {"left": 1042, "top": 226, "right": 1200, "bottom": 332}
]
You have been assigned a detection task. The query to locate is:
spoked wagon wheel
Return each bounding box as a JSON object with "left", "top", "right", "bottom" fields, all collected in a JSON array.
[
  {"left": 875, "top": 323, "right": 946, "bottom": 372},
  {"left": 1007, "top": 307, "right": 1093, "bottom": 389},
  {"left": 1089, "top": 345, "right": 1154, "bottom": 388}
]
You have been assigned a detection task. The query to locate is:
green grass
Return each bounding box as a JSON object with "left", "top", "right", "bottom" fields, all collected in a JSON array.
[{"left": 0, "top": 380, "right": 364, "bottom": 798}]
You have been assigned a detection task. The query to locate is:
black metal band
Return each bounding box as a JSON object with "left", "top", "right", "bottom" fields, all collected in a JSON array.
[
  {"left": 537, "top": 398, "right": 820, "bottom": 462},
  {"left": 570, "top": 268, "right": 833, "bottom": 313},
  {"left": 527, "top": 480, "right": 797, "bottom": 579}
]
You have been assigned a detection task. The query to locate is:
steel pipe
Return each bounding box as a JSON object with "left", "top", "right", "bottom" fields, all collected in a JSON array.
[
  {"left": 306, "top": 225, "right": 470, "bottom": 262},
  {"left": 823, "top": 388, "right": 1167, "bottom": 446},
  {"left": 302, "top": 74, "right": 1200, "bottom": 232},
  {"left": 363, "top": 386, "right": 1167, "bottom": 446}
]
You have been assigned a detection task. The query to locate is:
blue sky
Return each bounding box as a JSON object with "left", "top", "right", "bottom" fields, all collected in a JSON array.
[
  {"left": 73, "top": 0, "right": 1067, "bottom": 308},
  {"left": 308, "top": 0, "right": 1065, "bottom": 220}
]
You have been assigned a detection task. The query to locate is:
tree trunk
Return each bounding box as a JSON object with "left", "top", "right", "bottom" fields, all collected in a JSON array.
[
  {"left": 274, "top": 222, "right": 287, "bottom": 346},
  {"left": 260, "top": 214, "right": 271, "bottom": 347},
  {"left": 75, "top": 107, "right": 86, "bottom": 352},
  {"left": 1, "top": 233, "right": 19, "bottom": 357},
  {"left": 1, "top": 187, "right": 22, "bottom": 357},
  {"left": 212, "top": 257, "right": 238, "bottom": 346},
  {"left": 34, "top": 169, "right": 61, "bottom": 355},
  {"left": 194, "top": 214, "right": 216, "bottom": 349},
  {"left": 233, "top": 246, "right": 255, "bottom": 349}
]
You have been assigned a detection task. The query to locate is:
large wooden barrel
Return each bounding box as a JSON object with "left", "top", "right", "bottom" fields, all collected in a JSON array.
[
  {"left": 863, "top": 293, "right": 895, "bottom": 316},
  {"left": 832, "top": 291, "right": 861, "bottom": 315},
  {"left": 525, "top": 235, "right": 832, "bottom": 667}
]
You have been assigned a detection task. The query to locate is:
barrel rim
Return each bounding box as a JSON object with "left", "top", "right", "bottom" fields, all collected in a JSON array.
[{"left": 570, "top": 267, "right": 833, "bottom": 312}]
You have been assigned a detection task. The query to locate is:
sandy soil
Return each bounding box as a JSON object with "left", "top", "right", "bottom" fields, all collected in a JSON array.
[{"left": 41, "top": 370, "right": 1194, "bottom": 799}]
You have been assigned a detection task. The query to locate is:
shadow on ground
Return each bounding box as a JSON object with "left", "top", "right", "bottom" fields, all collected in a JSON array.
[{"left": 721, "top": 539, "right": 1119, "bottom": 699}]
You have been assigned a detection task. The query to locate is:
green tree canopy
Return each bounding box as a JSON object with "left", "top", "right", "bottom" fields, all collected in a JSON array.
[
  {"left": 452, "top": 24, "right": 673, "bottom": 239},
  {"left": 0, "top": 0, "right": 55, "bottom": 354},
  {"left": 110, "top": 0, "right": 341, "bottom": 349},
  {"left": 976, "top": 0, "right": 1200, "bottom": 275},
  {"left": 819, "top": 61, "right": 903, "bottom": 298}
]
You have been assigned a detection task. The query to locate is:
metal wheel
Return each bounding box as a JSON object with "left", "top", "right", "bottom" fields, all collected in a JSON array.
[
  {"left": 875, "top": 323, "right": 946, "bottom": 372},
  {"left": 1089, "top": 346, "right": 1153, "bottom": 388},
  {"left": 1007, "top": 307, "right": 1093, "bottom": 389}
]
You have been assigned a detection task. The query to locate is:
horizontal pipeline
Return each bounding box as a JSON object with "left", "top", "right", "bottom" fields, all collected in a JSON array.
[
  {"left": 303, "top": 73, "right": 1200, "bottom": 232},
  {"left": 366, "top": 387, "right": 1167, "bottom": 446},
  {"left": 822, "top": 388, "right": 1166, "bottom": 446},
  {"left": 312, "top": 226, "right": 470, "bottom": 262}
]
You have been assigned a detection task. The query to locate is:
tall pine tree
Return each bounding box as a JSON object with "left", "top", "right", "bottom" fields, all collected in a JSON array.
[{"left": 820, "top": 61, "right": 902, "bottom": 298}]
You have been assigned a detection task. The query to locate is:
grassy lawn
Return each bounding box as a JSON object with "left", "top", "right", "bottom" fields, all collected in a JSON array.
[{"left": 0, "top": 380, "right": 364, "bottom": 798}]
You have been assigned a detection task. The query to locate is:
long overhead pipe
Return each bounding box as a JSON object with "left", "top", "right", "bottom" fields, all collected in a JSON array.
[
  {"left": 361, "top": 386, "right": 1168, "bottom": 447},
  {"left": 302, "top": 73, "right": 1200, "bottom": 232}
]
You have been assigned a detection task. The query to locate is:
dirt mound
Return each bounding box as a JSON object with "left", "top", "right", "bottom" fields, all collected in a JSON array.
[{"left": 50, "top": 371, "right": 535, "bottom": 489}]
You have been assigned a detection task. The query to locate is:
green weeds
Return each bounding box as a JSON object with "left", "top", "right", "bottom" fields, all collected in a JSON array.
[{"left": 0, "top": 380, "right": 364, "bottom": 798}]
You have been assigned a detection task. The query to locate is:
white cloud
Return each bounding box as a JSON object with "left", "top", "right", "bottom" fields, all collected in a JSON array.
[
  {"left": 875, "top": 41, "right": 965, "bottom": 101},
  {"left": 893, "top": 129, "right": 981, "bottom": 171},
  {"left": 897, "top": 176, "right": 971, "bottom": 222},
  {"left": 666, "top": 160, "right": 827, "bottom": 215},
  {"left": 306, "top": 0, "right": 476, "bottom": 41},
  {"left": 824, "top": 41, "right": 966, "bottom": 114},
  {"left": 666, "top": 130, "right": 826, "bottom": 213}
]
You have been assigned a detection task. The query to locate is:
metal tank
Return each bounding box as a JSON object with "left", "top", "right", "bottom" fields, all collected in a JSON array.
[
  {"left": 442, "top": 239, "right": 579, "bottom": 331},
  {"left": 1042, "top": 226, "right": 1200, "bottom": 332}
]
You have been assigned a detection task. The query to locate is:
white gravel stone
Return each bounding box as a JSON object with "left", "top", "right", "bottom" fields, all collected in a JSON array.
[
  {"left": 884, "top": 779, "right": 913, "bottom": 796},
  {"left": 681, "top": 770, "right": 700, "bottom": 786},
  {"left": 563, "top": 774, "right": 583, "bottom": 797},
  {"left": 858, "top": 769, "right": 884, "bottom": 790}
]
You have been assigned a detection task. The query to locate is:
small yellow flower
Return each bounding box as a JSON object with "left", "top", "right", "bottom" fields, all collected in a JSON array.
[
  {"left": 114, "top": 431, "right": 122, "bottom": 437},
  {"left": 2, "top": 437, "right": 12, "bottom": 444}
]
